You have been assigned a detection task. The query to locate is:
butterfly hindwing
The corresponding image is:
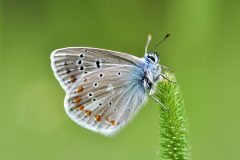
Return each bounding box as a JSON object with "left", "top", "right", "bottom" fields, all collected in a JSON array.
[
  {"left": 51, "top": 47, "right": 147, "bottom": 135},
  {"left": 64, "top": 68, "right": 147, "bottom": 135},
  {"left": 65, "top": 72, "right": 146, "bottom": 135}
]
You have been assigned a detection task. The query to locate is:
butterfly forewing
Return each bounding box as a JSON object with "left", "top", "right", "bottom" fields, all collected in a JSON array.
[
  {"left": 51, "top": 47, "right": 143, "bottom": 91},
  {"left": 51, "top": 47, "right": 147, "bottom": 135}
]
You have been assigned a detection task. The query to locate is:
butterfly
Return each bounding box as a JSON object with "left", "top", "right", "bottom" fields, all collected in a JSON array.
[{"left": 50, "top": 35, "right": 174, "bottom": 136}]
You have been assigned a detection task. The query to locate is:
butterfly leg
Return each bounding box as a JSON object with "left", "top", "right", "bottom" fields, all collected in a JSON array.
[
  {"left": 150, "top": 95, "right": 169, "bottom": 111},
  {"left": 159, "top": 73, "right": 176, "bottom": 83}
]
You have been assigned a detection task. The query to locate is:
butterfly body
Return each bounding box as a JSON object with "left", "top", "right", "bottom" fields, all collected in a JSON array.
[{"left": 51, "top": 36, "right": 165, "bottom": 136}]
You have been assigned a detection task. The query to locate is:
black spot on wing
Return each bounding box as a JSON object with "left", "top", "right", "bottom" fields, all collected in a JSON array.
[{"left": 96, "top": 60, "right": 100, "bottom": 68}]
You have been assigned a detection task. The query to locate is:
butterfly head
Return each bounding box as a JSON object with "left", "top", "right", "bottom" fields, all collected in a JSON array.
[
  {"left": 145, "top": 52, "right": 160, "bottom": 64},
  {"left": 143, "top": 52, "right": 161, "bottom": 91}
]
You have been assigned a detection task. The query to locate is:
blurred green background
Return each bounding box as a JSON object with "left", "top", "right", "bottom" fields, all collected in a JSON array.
[{"left": 1, "top": 0, "right": 240, "bottom": 160}]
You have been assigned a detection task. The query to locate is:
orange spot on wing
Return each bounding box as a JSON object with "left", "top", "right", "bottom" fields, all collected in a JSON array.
[
  {"left": 77, "top": 86, "right": 84, "bottom": 93},
  {"left": 110, "top": 120, "right": 117, "bottom": 126},
  {"left": 73, "top": 97, "right": 81, "bottom": 103},
  {"left": 77, "top": 105, "right": 84, "bottom": 110},
  {"left": 95, "top": 115, "right": 102, "bottom": 122},
  {"left": 70, "top": 75, "right": 77, "bottom": 82},
  {"left": 84, "top": 110, "right": 92, "bottom": 116}
]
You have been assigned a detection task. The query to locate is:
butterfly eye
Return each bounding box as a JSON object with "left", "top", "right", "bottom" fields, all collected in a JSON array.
[{"left": 147, "top": 55, "right": 155, "bottom": 62}]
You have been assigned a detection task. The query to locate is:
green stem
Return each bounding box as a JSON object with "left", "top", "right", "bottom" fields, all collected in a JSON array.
[{"left": 155, "top": 73, "right": 190, "bottom": 160}]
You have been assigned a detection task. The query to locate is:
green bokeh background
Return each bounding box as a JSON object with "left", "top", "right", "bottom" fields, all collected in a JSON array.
[{"left": 1, "top": 0, "right": 240, "bottom": 160}]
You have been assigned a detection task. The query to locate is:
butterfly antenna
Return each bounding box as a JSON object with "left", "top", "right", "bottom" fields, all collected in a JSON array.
[
  {"left": 149, "top": 33, "right": 170, "bottom": 52},
  {"left": 145, "top": 34, "right": 152, "bottom": 54}
]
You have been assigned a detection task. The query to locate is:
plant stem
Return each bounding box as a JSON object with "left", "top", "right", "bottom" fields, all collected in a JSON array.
[{"left": 155, "top": 73, "right": 190, "bottom": 160}]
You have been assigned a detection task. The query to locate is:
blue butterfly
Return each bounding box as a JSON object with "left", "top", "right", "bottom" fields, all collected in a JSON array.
[{"left": 51, "top": 35, "right": 173, "bottom": 136}]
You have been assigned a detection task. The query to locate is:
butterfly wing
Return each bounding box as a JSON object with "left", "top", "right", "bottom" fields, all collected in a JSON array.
[
  {"left": 51, "top": 47, "right": 144, "bottom": 91},
  {"left": 51, "top": 47, "right": 147, "bottom": 135}
]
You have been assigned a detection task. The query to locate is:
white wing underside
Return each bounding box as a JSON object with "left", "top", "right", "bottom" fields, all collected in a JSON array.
[{"left": 51, "top": 47, "right": 147, "bottom": 136}]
